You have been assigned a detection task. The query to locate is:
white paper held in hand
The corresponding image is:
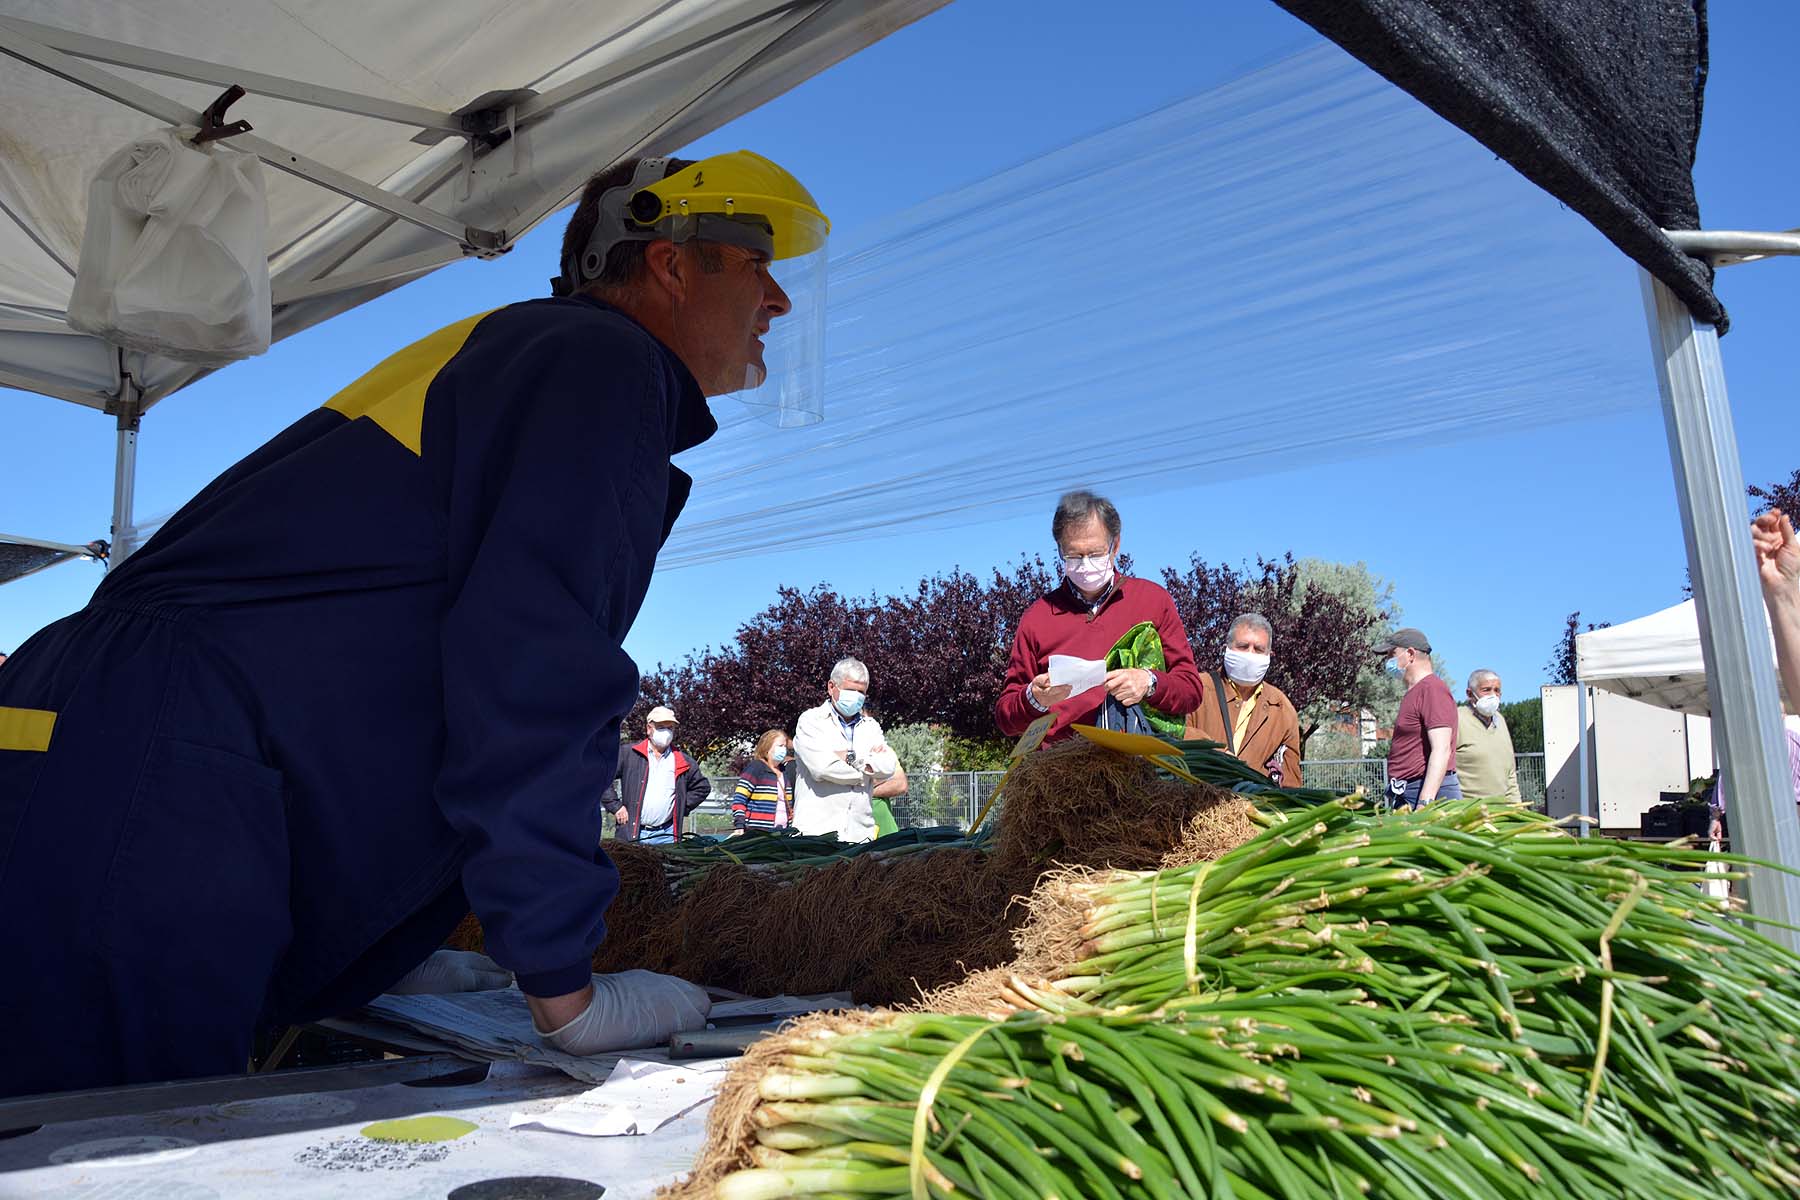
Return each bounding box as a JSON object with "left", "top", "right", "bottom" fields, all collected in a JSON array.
[{"left": 1047, "top": 654, "right": 1108, "bottom": 697}]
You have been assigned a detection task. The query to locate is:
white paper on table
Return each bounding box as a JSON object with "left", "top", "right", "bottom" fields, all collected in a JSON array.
[
  {"left": 1047, "top": 654, "right": 1108, "bottom": 696},
  {"left": 509, "top": 1057, "right": 733, "bottom": 1136}
]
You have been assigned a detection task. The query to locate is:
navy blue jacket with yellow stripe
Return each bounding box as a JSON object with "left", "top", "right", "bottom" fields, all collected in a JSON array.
[{"left": 80, "top": 296, "right": 716, "bottom": 1004}]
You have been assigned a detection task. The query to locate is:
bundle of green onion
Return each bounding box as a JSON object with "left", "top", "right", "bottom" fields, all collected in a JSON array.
[
  {"left": 1168, "top": 737, "right": 1357, "bottom": 810},
  {"left": 695, "top": 796, "right": 1800, "bottom": 1199},
  {"left": 1043, "top": 795, "right": 1800, "bottom": 1195},
  {"left": 653, "top": 826, "right": 980, "bottom": 895},
  {"left": 712, "top": 997, "right": 1733, "bottom": 1200}
]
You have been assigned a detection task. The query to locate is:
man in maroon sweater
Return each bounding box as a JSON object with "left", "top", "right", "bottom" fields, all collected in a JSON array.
[{"left": 996, "top": 490, "right": 1204, "bottom": 742}]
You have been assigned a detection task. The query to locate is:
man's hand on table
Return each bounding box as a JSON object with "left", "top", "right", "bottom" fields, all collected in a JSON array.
[
  {"left": 387, "top": 949, "right": 514, "bottom": 995},
  {"left": 528, "top": 971, "right": 710, "bottom": 1055}
]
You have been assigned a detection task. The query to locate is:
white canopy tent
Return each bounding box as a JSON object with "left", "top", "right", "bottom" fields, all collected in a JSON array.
[
  {"left": 0, "top": 0, "right": 942, "bottom": 555},
  {"left": 1578, "top": 599, "right": 1792, "bottom": 718}
]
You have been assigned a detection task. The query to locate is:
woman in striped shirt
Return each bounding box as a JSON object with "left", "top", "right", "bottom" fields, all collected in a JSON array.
[{"left": 731, "top": 729, "right": 793, "bottom": 834}]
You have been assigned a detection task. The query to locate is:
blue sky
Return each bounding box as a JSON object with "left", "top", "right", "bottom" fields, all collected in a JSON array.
[{"left": 3, "top": 1, "right": 1796, "bottom": 708}]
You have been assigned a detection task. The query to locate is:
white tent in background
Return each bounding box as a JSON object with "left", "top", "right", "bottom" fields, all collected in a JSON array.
[
  {"left": 0, "top": 0, "right": 943, "bottom": 554},
  {"left": 1577, "top": 598, "right": 1792, "bottom": 717}
]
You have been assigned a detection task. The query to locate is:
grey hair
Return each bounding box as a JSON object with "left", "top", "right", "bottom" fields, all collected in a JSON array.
[
  {"left": 1227, "top": 612, "right": 1273, "bottom": 646},
  {"left": 1052, "top": 490, "right": 1121, "bottom": 546},
  {"left": 830, "top": 657, "right": 870, "bottom": 687},
  {"left": 1467, "top": 668, "right": 1500, "bottom": 693}
]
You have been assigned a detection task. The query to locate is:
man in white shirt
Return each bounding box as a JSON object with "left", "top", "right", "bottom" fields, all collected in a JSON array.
[{"left": 792, "top": 657, "right": 907, "bottom": 842}]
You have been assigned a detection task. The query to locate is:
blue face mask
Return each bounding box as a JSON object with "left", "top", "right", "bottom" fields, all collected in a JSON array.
[
  {"left": 772, "top": 744, "right": 789, "bottom": 764},
  {"left": 834, "top": 689, "right": 866, "bottom": 718}
]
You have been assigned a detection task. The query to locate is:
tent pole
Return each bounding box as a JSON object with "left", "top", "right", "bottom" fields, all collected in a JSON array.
[
  {"left": 107, "top": 378, "right": 141, "bottom": 568},
  {"left": 1576, "top": 683, "right": 1591, "bottom": 836},
  {"left": 1640, "top": 268, "right": 1800, "bottom": 945}
]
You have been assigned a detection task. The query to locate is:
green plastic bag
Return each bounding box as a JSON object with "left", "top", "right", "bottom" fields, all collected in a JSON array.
[
  {"left": 870, "top": 796, "right": 899, "bottom": 837},
  {"left": 1105, "top": 621, "right": 1186, "bottom": 739}
]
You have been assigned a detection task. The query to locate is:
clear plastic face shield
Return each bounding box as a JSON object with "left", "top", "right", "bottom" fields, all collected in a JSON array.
[{"left": 736, "top": 210, "right": 828, "bottom": 427}]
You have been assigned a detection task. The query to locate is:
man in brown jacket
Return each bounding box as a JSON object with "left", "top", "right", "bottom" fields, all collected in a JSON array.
[{"left": 1184, "top": 612, "right": 1304, "bottom": 786}]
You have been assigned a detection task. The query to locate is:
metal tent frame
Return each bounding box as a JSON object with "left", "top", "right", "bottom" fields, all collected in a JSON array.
[
  {"left": 0, "top": 1, "right": 945, "bottom": 556},
  {"left": 1636, "top": 235, "right": 1800, "bottom": 939}
]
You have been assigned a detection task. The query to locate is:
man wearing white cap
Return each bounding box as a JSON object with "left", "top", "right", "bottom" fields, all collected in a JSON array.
[{"left": 613, "top": 705, "right": 711, "bottom": 844}]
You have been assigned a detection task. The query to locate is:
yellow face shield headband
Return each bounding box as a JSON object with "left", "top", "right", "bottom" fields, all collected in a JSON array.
[
  {"left": 555, "top": 150, "right": 832, "bottom": 427},
  {"left": 557, "top": 150, "right": 829, "bottom": 295}
]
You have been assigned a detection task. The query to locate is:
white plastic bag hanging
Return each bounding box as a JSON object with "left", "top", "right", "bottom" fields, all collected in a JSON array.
[{"left": 66, "top": 128, "right": 270, "bottom": 363}]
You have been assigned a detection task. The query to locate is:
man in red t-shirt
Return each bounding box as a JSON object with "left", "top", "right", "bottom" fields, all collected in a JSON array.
[
  {"left": 995, "top": 490, "right": 1203, "bottom": 742},
  {"left": 1379, "top": 627, "right": 1462, "bottom": 808}
]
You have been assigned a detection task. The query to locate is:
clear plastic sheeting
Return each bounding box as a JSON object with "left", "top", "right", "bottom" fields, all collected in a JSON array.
[{"left": 662, "top": 43, "right": 1648, "bottom": 569}]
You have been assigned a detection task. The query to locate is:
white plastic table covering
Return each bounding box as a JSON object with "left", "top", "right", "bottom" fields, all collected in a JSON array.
[{"left": 0, "top": 1060, "right": 712, "bottom": 1199}]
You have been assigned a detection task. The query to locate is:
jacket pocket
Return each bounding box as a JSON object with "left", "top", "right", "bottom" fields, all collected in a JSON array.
[{"left": 99, "top": 737, "right": 292, "bottom": 987}]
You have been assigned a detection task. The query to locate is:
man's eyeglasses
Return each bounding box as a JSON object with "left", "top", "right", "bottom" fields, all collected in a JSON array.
[{"left": 1056, "top": 547, "right": 1114, "bottom": 570}]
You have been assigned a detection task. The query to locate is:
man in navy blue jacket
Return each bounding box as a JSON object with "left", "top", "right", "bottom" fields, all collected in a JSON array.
[{"left": 0, "top": 151, "right": 829, "bottom": 1093}]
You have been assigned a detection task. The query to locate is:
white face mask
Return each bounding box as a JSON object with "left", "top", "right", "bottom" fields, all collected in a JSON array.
[
  {"left": 1064, "top": 553, "right": 1114, "bottom": 596},
  {"left": 1473, "top": 694, "right": 1501, "bottom": 718},
  {"left": 650, "top": 728, "right": 673, "bottom": 750},
  {"left": 1223, "top": 648, "right": 1270, "bottom": 686}
]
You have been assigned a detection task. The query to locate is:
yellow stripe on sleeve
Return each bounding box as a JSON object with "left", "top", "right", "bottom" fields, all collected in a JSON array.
[
  {"left": 323, "top": 311, "right": 493, "bottom": 455},
  {"left": 0, "top": 706, "right": 56, "bottom": 752}
]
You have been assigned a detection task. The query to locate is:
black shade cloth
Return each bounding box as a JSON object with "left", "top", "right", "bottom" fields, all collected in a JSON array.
[
  {"left": 0, "top": 539, "right": 103, "bottom": 587},
  {"left": 1274, "top": 0, "right": 1723, "bottom": 330},
  {"left": 0, "top": 542, "right": 73, "bottom": 586}
]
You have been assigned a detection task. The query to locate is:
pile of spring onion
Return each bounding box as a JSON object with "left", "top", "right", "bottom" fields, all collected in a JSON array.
[
  {"left": 700, "top": 796, "right": 1800, "bottom": 1199},
  {"left": 719, "top": 998, "right": 1736, "bottom": 1200},
  {"left": 652, "top": 825, "right": 981, "bottom": 894},
  {"left": 1169, "top": 737, "right": 1355, "bottom": 809}
]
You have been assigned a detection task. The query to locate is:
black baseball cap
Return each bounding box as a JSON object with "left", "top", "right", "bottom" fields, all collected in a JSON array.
[{"left": 1375, "top": 628, "right": 1431, "bottom": 654}]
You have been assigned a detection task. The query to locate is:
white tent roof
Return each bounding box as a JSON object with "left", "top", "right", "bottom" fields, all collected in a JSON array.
[
  {"left": 0, "top": 0, "right": 941, "bottom": 412},
  {"left": 1577, "top": 598, "right": 1790, "bottom": 716}
]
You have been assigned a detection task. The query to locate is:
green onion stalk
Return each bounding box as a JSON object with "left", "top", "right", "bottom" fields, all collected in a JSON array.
[
  {"left": 648, "top": 826, "right": 986, "bottom": 895},
  {"left": 708, "top": 1000, "right": 1738, "bottom": 1200},
  {"left": 1033, "top": 794, "right": 1800, "bottom": 1196}
]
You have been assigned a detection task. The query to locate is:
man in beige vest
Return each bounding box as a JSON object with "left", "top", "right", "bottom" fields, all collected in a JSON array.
[{"left": 1455, "top": 668, "right": 1521, "bottom": 802}]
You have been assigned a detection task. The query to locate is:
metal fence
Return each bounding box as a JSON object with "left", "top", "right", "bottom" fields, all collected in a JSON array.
[
  {"left": 888, "top": 771, "right": 1007, "bottom": 830},
  {"left": 1299, "top": 754, "right": 1547, "bottom": 810},
  {"left": 893, "top": 754, "right": 1550, "bottom": 832},
  {"left": 601, "top": 753, "right": 1554, "bottom": 840}
]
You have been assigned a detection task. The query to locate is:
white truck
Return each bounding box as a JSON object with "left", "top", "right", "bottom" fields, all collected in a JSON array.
[{"left": 1541, "top": 684, "right": 1713, "bottom": 832}]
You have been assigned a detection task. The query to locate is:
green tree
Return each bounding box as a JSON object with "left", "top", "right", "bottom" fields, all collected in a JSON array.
[
  {"left": 1499, "top": 697, "right": 1543, "bottom": 752},
  {"left": 1290, "top": 559, "right": 1450, "bottom": 740},
  {"left": 1547, "top": 611, "right": 1609, "bottom": 686},
  {"left": 941, "top": 732, "right": 1012, "bottom": 771},
  {"left": 882, "top": 723, "right": 945, "bottom": 778},
  {"left": 1748, "top": 467, "right": 1799, "bottom": 519}
]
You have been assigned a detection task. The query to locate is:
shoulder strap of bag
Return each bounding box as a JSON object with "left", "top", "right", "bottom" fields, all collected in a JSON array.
[{"left": 1212, "top": 671, "right": 1235, "bottom": 754}]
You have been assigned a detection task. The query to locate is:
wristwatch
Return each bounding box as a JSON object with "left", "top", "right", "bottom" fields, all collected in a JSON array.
[{"left": 1143, "top": 670, "right": 1158, "bottom": 698}]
